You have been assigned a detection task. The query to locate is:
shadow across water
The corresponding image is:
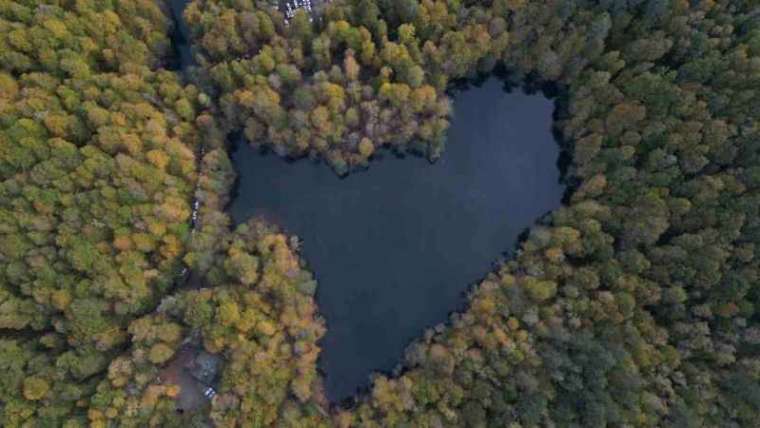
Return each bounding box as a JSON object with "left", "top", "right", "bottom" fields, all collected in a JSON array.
[{"left": 228, "top": 77, "right": 565, "bottom": 400}]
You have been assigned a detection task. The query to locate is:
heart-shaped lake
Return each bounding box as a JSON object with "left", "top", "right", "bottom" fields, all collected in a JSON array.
[{"left": 228, "top": 77, "right": 564, "bottom": 400}]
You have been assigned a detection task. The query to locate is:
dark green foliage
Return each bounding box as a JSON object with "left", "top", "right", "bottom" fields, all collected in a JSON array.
[{"left": 0, "top": 1, "right": 223, "bottom": 424}]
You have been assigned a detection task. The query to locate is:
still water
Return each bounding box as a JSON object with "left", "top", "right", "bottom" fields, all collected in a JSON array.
[{"left": 229, "top": 78, "right": 564, "bottom": 400}]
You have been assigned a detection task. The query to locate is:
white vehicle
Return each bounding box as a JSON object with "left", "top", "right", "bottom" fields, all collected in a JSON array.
[{"left": 203, "top": 386, "right": 216, "bottom": 399}]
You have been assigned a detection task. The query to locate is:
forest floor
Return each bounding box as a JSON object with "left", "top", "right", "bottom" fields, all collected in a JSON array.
[{"left": 158, "top": 346, "right": 208, "bottom": 413}]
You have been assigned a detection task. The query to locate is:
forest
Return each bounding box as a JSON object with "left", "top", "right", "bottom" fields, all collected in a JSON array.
[{"left": 0, "top": 0, "right": 759, "bottom": 426}]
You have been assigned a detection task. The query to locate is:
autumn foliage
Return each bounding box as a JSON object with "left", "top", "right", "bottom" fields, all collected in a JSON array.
[{"left": 1, "top": 0, "right": 760, "bottom": 426}]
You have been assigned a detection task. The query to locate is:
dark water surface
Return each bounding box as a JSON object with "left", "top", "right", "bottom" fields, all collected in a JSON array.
[
  {"left": 229, "top": 78, "right": 564, "bottom": 400},
  {"left": 168, "top": 0, "right": 194, "bottom": 72}
]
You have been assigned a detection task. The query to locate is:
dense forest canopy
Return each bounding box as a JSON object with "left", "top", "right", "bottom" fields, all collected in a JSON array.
[{"left": 0, "top": 0, "right": 759, "bottom": 427}]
